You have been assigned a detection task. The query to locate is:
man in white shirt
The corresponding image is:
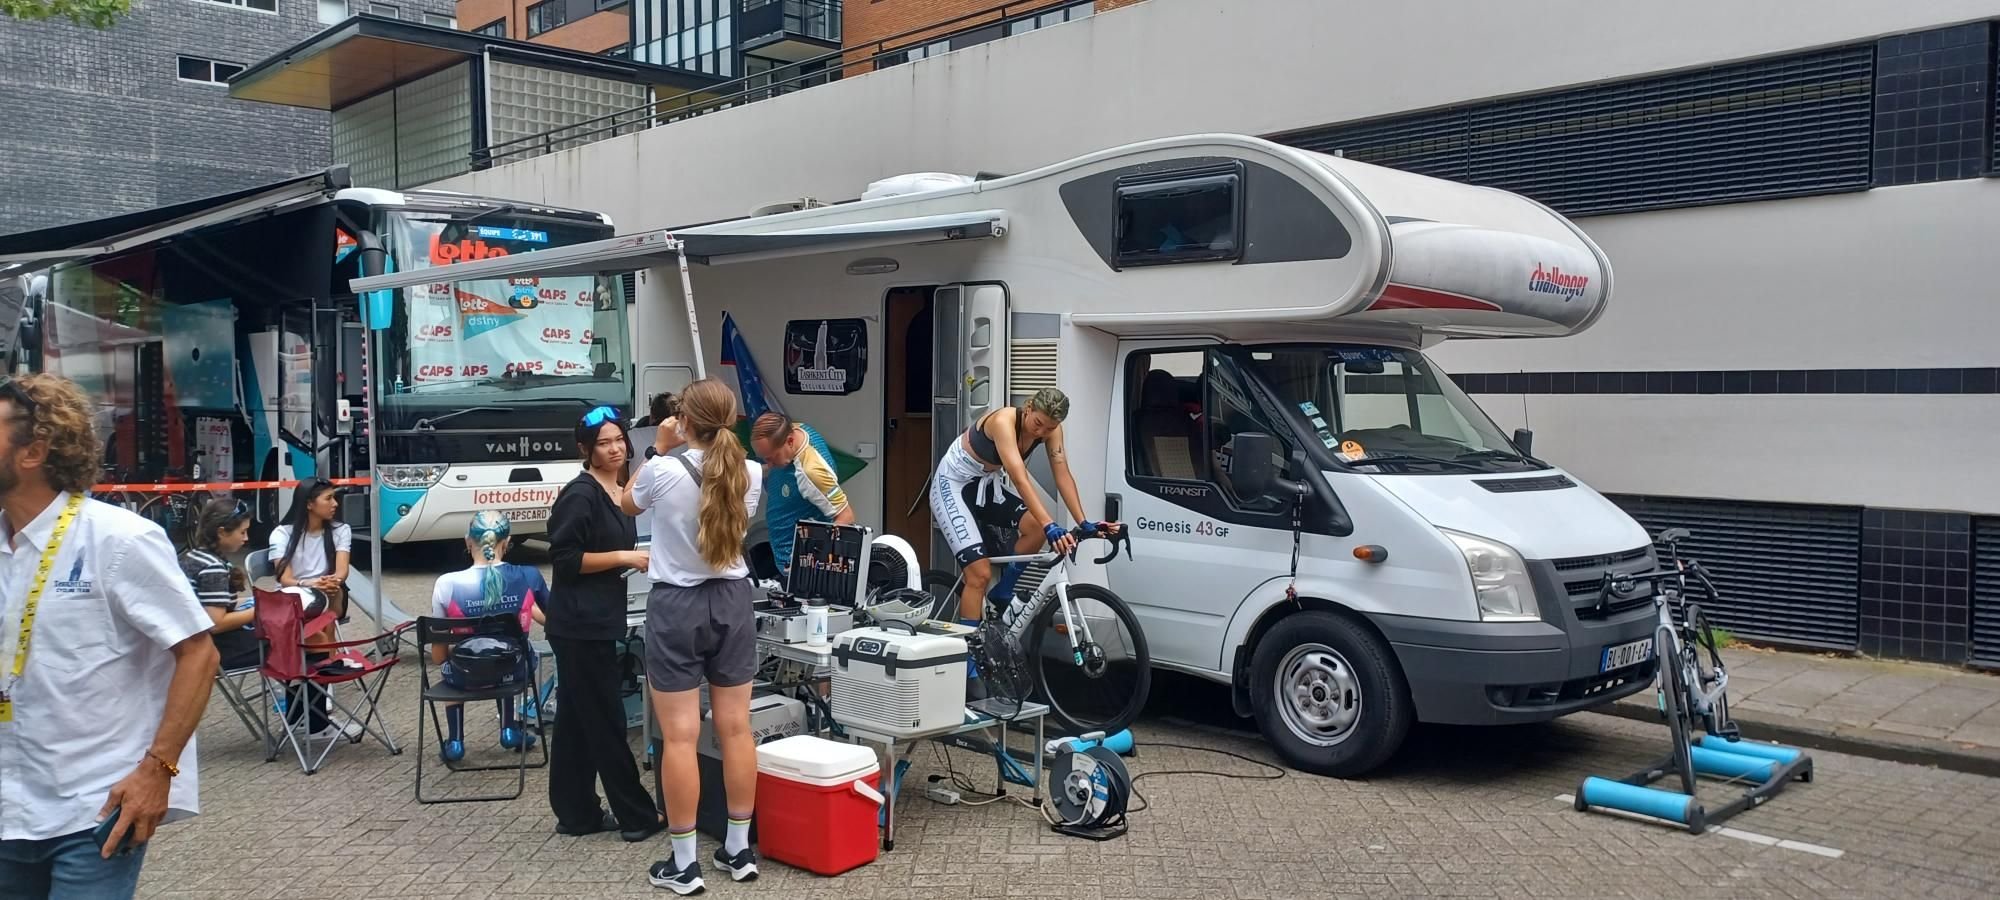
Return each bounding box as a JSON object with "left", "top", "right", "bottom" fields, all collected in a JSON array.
[{"left": 0, "top": 374, "right": 218, "bottom": 899}]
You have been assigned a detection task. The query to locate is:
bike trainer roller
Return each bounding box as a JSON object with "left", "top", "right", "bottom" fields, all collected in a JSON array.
[{"left": 1575, "top": 733, "right": 1813, "bottom": 834}]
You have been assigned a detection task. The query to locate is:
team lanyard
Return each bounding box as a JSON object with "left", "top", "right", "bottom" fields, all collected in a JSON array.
[{"left": 0, "top": 493, "right": 86, "bottom": 724}]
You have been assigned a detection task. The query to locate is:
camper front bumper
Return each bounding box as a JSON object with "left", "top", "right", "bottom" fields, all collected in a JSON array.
[{"left": 1371, "top": 553, "right": 1660, "bottom": 726}]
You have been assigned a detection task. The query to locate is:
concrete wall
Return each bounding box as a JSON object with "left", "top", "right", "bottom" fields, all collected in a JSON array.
[{"left": 0, "top": 0, "right": 455, "bottom": 235}]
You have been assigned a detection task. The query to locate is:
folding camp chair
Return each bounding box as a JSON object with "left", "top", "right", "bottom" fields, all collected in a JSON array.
[
  {"left": 211, "top": 658, "right": 276, "bottom": 750},
  {"left": 254, "top": 585, "right": 408, "bottom": 774},
  {"left": 415, "top": 613, "right": 547, "bottom": 804}
]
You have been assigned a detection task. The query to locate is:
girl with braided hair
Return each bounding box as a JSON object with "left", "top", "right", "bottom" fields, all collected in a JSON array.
[{"left": 429, "top": 511, "right": 548, "bottom": 763}]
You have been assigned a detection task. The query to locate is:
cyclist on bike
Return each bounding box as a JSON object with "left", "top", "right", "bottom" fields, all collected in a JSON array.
[{"left": 929, "top": 388, "right": 1121, "bottom": 639}]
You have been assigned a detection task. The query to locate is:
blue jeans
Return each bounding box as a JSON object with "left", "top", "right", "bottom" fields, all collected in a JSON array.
[{"left": 0, "top": 829, "right": 149, "bottom": 900}]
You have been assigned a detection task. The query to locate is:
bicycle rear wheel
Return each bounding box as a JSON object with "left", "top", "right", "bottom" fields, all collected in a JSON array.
[
  {"left": 1026, "top": 583, "right": 1151, "bottom": 736},
  {"left": 1684, "top": 603, "right": 1735, "bottom": 738},
  {"left": 921, "top": 568, "right": 964, "bottom": 622}
]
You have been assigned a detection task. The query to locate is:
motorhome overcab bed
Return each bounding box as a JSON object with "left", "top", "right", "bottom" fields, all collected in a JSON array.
[{"left": 353, "top": 133, "right": 1661, "bottom": 777}]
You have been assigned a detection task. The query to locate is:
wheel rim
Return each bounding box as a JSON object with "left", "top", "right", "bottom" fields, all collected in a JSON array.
[{"left": 1274, "top": 643, "right": 1363, "bottom": 747}]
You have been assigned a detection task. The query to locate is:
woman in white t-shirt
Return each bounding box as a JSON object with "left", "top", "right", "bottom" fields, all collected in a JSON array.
[
  {"left": 270, "top": 478, "right": 353, "bottom": 624},
  {"left": 619, "top": 378, "right": 763, "bottom": 894}
]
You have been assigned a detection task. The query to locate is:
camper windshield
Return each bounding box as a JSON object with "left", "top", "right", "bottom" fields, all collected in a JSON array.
[
  {"left": 1239, "top": 345, "right": 1540, "bottom": 474},
  {"left": 373, "top": 209, "right": 631, "bottom": 431}
]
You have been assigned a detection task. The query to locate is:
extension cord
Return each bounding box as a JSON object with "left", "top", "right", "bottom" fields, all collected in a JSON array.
[{"left": 925, "top": 786, "right": 963, "bottom": 805}]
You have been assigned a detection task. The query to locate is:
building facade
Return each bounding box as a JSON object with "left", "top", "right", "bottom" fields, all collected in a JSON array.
[
  {"left": 426, "top": 0, "right": 2000, "bottom": 669},
  {"left": 0, "top": 0, "right": 457, "bottom": 235},
  {"left": 454, "top": 0, "right": 631, "bottom": 55}
]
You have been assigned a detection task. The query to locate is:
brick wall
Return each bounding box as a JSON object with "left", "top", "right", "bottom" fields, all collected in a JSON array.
[
  {"left": 455, "top": 0, "right": 625, "bottom": 50},
  {"left": 841, "top": 0, "right": 1142, "bottom": 73},
  {"left": 0, "top": 0, "right": 456, "bottom": 235}
]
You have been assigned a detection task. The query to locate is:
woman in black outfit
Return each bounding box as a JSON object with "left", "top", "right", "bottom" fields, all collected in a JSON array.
[{"left": 545, "top": 405, "right": 662, "bottom": 841}]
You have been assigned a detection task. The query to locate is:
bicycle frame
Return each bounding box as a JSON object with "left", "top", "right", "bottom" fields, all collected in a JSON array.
[{"left": 1652, "top": 547, "right": 1730, "bottom": 729}]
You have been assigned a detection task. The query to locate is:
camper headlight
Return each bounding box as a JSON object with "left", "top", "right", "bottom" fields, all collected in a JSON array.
[
  {"left": 378, "top": 463, "right": 448, "bottom": 489},
  {"left": 1441, "top": 529, "right": 1539, "bottom": 622}
]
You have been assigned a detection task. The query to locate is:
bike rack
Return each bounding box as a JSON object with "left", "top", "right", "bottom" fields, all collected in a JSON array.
[{"left": 1576, "top": 731, "right": 1813, "bottom": 834}]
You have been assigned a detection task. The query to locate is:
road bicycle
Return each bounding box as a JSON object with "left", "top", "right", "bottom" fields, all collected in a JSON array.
[
  {"left": 922, "top": 523, "right": 1151, "bottom": 739},
  {"left": 1576, "top": 526, "right": 1812, "bottom": 833},
  {"left": 1636, "top": 526, "right": 1737, "bottom": 792}
]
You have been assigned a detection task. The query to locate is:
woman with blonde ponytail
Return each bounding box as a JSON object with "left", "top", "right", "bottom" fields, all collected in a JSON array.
[{"left": 620, "top": 377, "right": 764, "bottom": 894}]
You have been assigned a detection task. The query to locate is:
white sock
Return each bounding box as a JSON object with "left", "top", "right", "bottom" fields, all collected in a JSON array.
[
  {"left": 670, "top": 827, "right": 697, "bottom": 869},
  {"left": 724, "top": 814, "right": 752, "bottom": 855}
]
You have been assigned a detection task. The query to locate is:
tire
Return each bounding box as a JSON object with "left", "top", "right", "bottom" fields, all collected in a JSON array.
[
  {"left": 1026, "top": 583, "right": 1151, "bottom": 736},
  {"left": 1684, "top": 603, "right": 1733, "bottom": 737},
  {"left": 921, "top": 569, "right": 963, "bottom": 622},
  {"left": 1657, "top": 626, "right": 1699, "bottom": 795},
  {"left": 1248, "top": 610, "right": 1412, "bottom": 778}
]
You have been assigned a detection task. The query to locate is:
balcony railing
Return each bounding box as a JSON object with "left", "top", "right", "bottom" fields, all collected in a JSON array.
[
  {"left": 740, "top": 0, "right": 841, "bottom": 45},
  {"left": 473, "top": 0, "right": 1080, "bottom": 169}
]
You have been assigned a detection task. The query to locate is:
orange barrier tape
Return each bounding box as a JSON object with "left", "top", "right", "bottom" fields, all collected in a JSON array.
[{"left": 92, "top": 477, "right": 373, "bottom": 493}]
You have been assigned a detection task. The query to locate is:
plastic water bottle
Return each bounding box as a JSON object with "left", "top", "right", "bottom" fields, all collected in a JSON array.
[{"left": 806, "top": 597, "right": 829, "bottom": 648}]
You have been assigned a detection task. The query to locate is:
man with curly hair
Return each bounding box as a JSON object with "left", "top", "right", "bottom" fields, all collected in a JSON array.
[{"left": 0, "top": 374, "right": 218, "bottom": 899}]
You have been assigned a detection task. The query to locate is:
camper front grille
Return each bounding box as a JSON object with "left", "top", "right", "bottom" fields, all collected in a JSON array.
[
  {"left": 1972, "top": 518, "right": 2000, "bottom": 669},
  {"left": 1608, "top": 495, "right": 1861, "bottom": 651}
]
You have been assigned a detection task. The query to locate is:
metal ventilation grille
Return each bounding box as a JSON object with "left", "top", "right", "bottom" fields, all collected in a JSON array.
[
  {"left": 1275, "top": 44, "right": 1875, "bottom": 217},
  {"left": 1974, "top": 518, "right": 2000, "bottom": 669},
  {"left": 619, "top": 271, "right": 637, "bottom": 303},
  {"left": 1610, "top": 495, "right": 1861, "bottom": 650},
  {"left": 1477, "top": 474, "right": 1576, "bottom": 493},
  {"left": 1008, "top": 339, "right": 1059, "bottom": 405}
]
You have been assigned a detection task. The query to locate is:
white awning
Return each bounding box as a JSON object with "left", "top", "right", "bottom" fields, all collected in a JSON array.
[{"left": 348, "top": 209, "right": 1007, "bottom": 294}]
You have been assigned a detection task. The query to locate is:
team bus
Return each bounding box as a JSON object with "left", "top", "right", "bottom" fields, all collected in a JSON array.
[{"left": 0, "top": 167, "right": 631, "bottom": 548}]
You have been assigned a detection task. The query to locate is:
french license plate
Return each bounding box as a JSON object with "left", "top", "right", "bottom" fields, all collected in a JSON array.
[
  {"left": 503, "top": 507, "right": 551, "bottom": 523},
  {"left": 1600, "top": 637, "right": 1654, "bottom": 672}
]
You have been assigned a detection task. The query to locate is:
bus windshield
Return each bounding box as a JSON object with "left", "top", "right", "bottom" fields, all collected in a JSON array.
[{"left": 375, "top": 209, "right": 631, "bottom": 432}]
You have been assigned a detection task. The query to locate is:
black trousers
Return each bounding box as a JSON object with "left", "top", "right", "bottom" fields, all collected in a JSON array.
[{"left": 548, "top": 637, "right": 658, "bottom": 830}]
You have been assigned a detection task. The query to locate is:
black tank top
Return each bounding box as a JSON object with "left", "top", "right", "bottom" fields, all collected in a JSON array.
[{"left": 966, "top": 406, "right": 1043, "bottom": 466}]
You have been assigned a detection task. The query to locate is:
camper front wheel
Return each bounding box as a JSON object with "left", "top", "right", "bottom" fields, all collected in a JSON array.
[{"left": 1249, "top": 611, "right": 1412, "bottom": 778}]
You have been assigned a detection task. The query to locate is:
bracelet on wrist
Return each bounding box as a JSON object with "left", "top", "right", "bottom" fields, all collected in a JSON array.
[{"left": 146, "top": 750, "right": 179, "bottom": 778}]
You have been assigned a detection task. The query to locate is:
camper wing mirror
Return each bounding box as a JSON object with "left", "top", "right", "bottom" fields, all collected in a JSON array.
[
  {"left": 1512, "top": 427, "right": 1535, "bottom": 457},
  {"left": 1233, "top": 433, "right": 1309, "bottom": 501}
]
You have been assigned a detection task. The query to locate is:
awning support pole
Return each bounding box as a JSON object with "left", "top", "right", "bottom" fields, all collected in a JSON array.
[{"left": 674, "top": 242, "right": 705, "bottom": 379}]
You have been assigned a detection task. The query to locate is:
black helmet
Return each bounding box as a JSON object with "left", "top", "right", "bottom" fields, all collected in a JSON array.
[{"left": 449, "top": 636, "right": 526, "bottom": 690}]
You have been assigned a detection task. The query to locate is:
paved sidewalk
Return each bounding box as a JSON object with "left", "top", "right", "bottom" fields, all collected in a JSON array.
[{"left": 1599, "top": 644, "right": 2000, "bottom": 775}]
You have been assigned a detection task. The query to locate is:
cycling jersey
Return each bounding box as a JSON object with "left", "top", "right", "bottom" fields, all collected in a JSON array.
[{"left": 765, "top": 423, "right": 848, "bottom": 574}]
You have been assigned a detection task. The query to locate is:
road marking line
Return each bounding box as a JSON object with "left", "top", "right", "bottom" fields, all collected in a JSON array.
[{"left": 1556, "top": 794, "right": 1844, "bottom": 858}]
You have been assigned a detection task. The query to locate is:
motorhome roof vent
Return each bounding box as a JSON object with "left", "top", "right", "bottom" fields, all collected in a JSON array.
[
  {"left": 861, "top": 172, "right": 976, "bottom": 201},
  {"left": 750, "top": 198, "right": 829, "bottom": 217}
]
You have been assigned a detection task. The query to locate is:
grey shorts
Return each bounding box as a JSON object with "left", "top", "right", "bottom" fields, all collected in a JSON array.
[{"left": 643, "top": 577, "right": 758, "bottom": 692}]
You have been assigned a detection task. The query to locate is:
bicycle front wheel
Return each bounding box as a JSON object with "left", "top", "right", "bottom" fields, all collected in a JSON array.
[
  {"left": 1026, "top": 583, "right": 1151, "bottom": 736},
  {"left": 1656, "top": 627, "right": 1699, "bottom": 796}
]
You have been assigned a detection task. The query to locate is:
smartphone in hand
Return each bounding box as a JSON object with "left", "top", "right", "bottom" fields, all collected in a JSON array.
[{"left": 92, "top": 806, "right": 137, "bottom": 857}]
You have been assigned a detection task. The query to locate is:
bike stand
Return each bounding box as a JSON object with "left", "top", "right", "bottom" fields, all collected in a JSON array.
[{"left": 1576, "top": 733, "right": 1814, "bottom": 834}]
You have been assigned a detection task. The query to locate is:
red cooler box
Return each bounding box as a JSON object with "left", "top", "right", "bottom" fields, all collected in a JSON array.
[{"left": 754, "top": 735, "right": 883, "bottom": 875}]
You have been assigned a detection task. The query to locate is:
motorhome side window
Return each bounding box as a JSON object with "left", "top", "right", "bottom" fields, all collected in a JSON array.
[
  {"left": 1126, "top": 348, "right": 1294, "bottom": 512},
  {"left": 1113, "top": 166, "right": 1243, "bottom": 268}
]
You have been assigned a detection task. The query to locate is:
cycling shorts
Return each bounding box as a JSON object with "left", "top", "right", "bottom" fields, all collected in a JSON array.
[{"left": 931, "top": 441, "right": 1028, "bottom": 565}]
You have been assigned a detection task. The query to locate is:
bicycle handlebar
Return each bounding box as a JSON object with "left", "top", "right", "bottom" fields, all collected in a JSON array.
[{"left": 1073, "top": 524, "right": 1134, "bottom": 566}]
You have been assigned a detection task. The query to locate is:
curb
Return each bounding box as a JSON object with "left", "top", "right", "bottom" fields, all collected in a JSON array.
[{"left": 1591, "top": 700, "right": 2000, "bottom": 779}]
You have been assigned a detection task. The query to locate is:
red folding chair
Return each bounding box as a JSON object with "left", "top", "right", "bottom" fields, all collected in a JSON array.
[{"left": 254, "top": 586, "right": 410, "bottom": 774}]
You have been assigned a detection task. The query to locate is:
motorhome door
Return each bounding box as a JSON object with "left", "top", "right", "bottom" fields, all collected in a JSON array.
[{"left": 928, "top": 283, "right": 1008, "bottom": 566}]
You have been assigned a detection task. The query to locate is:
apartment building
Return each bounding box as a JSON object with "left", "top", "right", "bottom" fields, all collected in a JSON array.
[
  {"left": 0, "top": 0, "right": 457, "bottom": 234},
  {"left": 456, "top": 0, "right": 631, "bottom": 56}
]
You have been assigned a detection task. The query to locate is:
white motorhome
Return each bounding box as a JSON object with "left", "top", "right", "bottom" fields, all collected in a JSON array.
[{"left": 354, "top": 134, "right": 1662, "bottom": 776}]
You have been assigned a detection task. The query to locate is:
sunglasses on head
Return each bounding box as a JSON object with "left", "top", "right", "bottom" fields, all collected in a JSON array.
[
  {"left": 0, "top": 376, "right": 34, "bottom": 420},
  {"left": 581, "top": 405, "right": 622, "bottom": 428}
]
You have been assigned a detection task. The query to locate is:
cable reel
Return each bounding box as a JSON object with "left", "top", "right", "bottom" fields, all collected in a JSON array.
[{"left": 1047, "top": 740, "right": 1132, "bottom": 841}]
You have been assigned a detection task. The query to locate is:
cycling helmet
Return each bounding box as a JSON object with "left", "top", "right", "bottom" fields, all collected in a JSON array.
[
  {"left": 449, "top": 635, "right": 527, "bottom": 691},
  {"left": 278, "top": 585, "right": 329, "bottom": 617}
]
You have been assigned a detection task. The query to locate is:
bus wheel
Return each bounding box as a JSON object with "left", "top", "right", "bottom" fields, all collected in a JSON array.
[{"left": 1249, "top": 610, "right": 1412, "bottom": 778}]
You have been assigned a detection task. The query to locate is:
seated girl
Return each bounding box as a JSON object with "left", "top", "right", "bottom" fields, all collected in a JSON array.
[
  {"left": 430, "top": 511, "right": 549, "bottom": 762},
  {"left": 180, "top": 498, "right": 259, "bottom": 671},
  {"left": 270, "top": 478, "right": 352, "bottom": 630}
]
